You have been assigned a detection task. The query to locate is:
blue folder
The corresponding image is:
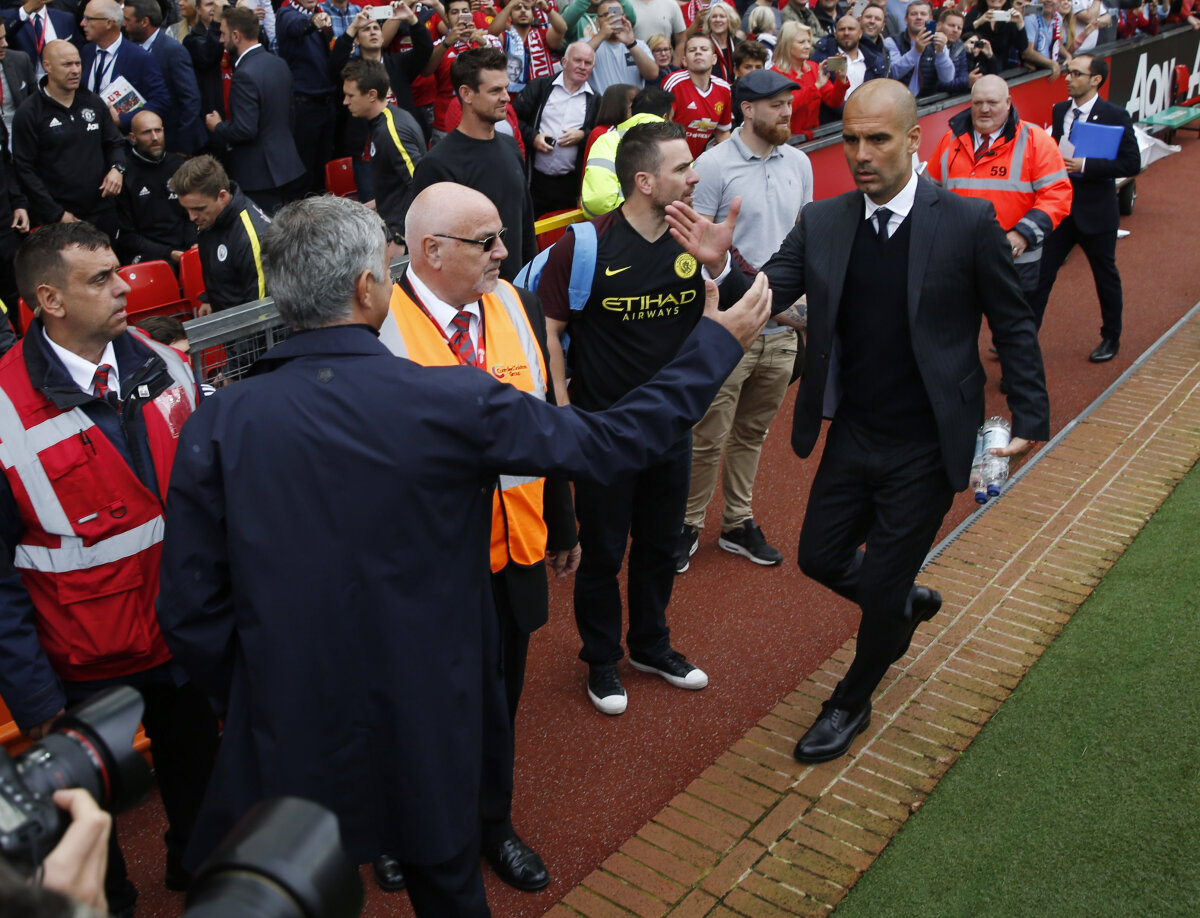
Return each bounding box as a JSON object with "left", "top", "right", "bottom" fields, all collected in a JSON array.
[{"left": 1070, "top": 121, "right": 1123, "bottom": 159}]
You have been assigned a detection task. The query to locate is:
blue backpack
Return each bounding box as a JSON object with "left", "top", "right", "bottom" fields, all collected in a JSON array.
[{"left": 515, "top": 221, "right": 596, "bottom": 331}]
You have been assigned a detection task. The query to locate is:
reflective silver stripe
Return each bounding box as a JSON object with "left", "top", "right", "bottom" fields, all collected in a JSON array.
[
  {"left": 15, "top": 517, "right": 164, "bottom": 573},
  {"left": 378, "top": 311, "right": 409, "bottom": 358},
  {"left": 499, "top": 473, "right": 539, "bottom": 489},
  {"left": 1016, "top": 216, "right": 1045, "bottom": 248},
  {"left": 492, "top": 281, "right": 546, "bottom": 493},
  {"left": 943, "top": 177, "right": 1035, "bottom": 193},
  {"left": 492, "top": 281, "right": 547, "bottom": 403},
  {"left": 937, "top": 147, "right": 950, "bottom": 185},
  {"left": 1013, "top": 248, "right": 1042, "bottom": 264},
  {"left": 140, "top": 336, "right": 199, "bottom": 410},
  {"left": 1008, "top": 123, "right": 1029, "bottom": 182},
  {"left": 588, "top": 158, "right": 615, "bottom": 172},
  {"left": 1032, "top": 169, "right": 1069, "bottom": 190},
  {"left": 0, "top": 386, "right": 80, "bottom": 536}
]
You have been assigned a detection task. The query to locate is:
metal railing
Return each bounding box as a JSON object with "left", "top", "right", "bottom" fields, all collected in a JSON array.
[{"left": 182, "top": 257, "right": 410, "bottom": 387}]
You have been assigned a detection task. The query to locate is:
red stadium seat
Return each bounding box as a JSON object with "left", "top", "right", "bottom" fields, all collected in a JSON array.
[
  {"left": 179, "top": 247, "right": 205, "bottom": 315},
  {"left": 325, "top": 157, "right": 358, "bottom": 199},
  {"left": 118, "top": 260, "right": 192, "bottom": 321},
  {"left": 17, "top": 297, "right": 35, "bottom": 335}
]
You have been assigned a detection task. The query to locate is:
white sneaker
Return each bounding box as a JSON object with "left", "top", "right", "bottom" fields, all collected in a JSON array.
[{"left": 587, "top": 665, "right": 627, "bottom": 715}]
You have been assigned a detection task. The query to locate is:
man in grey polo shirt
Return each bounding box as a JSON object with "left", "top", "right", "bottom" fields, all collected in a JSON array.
[{"left": 677, "top": 69, "right": 813, "bottom": 572}]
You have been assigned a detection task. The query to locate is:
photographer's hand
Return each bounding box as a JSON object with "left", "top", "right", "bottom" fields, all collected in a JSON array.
[
  {"left": 27, "top": 709, "right": 64, "bottom": 740},
  {"left": 41, "top": 789, "right": 112, "bottom": 914}
]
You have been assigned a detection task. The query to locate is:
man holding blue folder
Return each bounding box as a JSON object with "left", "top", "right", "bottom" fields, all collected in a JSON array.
[{"left": 1027, "top": 54, "right": 1140, "bottom": 363}]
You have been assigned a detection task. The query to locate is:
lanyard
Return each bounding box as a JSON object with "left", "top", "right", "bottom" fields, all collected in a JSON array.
[
  {"left": 409, "top": 288, "right": 486, "bottom": 368},
  {"left": 92, "top": 48, "right": 116, "bottom": 93}
]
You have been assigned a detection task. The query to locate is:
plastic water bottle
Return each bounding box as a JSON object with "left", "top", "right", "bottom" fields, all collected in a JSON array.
[
  {"left": 969, "top": 431, "right": 988, "bottom": 503},
  {"left": 979, "top": 417, "right": 1011, "bottom": 500}
]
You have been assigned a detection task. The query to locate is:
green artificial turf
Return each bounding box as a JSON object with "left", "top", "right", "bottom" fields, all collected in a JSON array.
[{"left": 835, "top": 461, "right": 1200, "bottom": 918}]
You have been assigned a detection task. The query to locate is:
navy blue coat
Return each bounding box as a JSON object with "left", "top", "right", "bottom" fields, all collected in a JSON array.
[
  {"left": 80, "top": 38, "right": 172, "bottom": 132},
  {"left": 158, "top": 318, "right": 742, "bottom": 868},
  {"left": 142, "top": 29, "right": 205, "bottom": 154},
  {"left": 2, "top": 8, "right": 81, "bottom": 60},
  {"left": 1049, "top": 97, "right": 1140, "bottom": 236},
  {"left": 210, "top": 44, "right": 305, "bottom": 194}
]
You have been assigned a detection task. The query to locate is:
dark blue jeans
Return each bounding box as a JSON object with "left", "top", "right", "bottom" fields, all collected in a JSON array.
[{"left": 572, "top": 436, "right": 691, "bottom": 667}]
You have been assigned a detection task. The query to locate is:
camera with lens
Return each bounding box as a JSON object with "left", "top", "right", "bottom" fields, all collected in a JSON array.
[
  {"left": 184, "top": 797, "right": 363, "bottom": 918},
  {"left": 0, "top": 686, "right": 149, "bottom": 874}
]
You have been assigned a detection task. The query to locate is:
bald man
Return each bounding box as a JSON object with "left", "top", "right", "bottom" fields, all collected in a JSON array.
[
  {"left": 158, "top": 192, "right": 772, "bottom": 917},
  {"left": 115, "top": 109, "right": 197, "bottom": 265},
  {"left": 373, "top": 181, "right": 575, "bottom": 893},
  {"left": 11, "top": 40, "right": 126, "bottom": 234},
  {"left": 668, "top": 79, "right": 1050, "bottom": 763},
  {"left": 927, "top": 74, "right": 1071, "bottom": 297}
]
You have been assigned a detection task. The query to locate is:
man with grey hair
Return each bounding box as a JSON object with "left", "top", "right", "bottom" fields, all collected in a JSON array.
[
  {"left": 158, "top": 194, "right": 772, "bottom": 916},
  {"left": 79, "top": 0, "right": 171, "bottom": 130}
]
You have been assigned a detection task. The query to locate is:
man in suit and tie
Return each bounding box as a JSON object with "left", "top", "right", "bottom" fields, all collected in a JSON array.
[
  {"left": 4, "top": 0, "right": 81, "bottom": 79},
  {"left": 122, "top": 0, "right": 205, "bottom": 154},
  {"left": 205, "top": 5, "right": 306, "bottom": 215},
  {"left": 0, "top": 22, "right": 36, "bottom": 134},
  {"left": 79, "top": 0, "right": 172, "bottom": 131},
  {"left": 668, "top": 78, "right": 1050, "bottom": 764},
  {"left": 1026, "top": 54, "right": 1140, "bottom": 364}
]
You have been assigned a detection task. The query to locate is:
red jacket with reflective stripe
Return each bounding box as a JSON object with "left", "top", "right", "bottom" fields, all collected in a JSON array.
[{"left": 0, "top": 330, "right": 197, "bottom": 681}]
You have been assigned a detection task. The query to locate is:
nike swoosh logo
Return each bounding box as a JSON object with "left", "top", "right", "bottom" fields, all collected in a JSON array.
[{"left": 605, "top": 266, "right": 631, "bottom": 276}]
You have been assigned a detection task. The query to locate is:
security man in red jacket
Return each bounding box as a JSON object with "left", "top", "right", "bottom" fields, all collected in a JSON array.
[{"left": 0, "top": 223, "right": 219, "bottom": 916}]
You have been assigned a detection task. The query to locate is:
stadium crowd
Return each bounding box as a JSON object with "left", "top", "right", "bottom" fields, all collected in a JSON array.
[{"left": 0, "top": 0, "right": 1176, "bottom": 914}]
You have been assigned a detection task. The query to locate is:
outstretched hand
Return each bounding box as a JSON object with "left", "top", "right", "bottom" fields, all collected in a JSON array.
[
  {"left": 703, "top": 272, "right": 771, "bottom": 349},
  {"left": 665, "top": 197, "right": 740, "bottom": 274},
  {"left": 993, "top": 436, "right": 1034, "bottom": 458}
]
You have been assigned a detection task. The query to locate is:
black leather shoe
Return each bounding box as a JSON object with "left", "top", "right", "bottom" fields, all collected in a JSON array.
[
  {"left": 893, "top": 586, "right": 943, "bottom": 662},
  {"left": 1089, "top": 338, "right": 1119, "bottom": 362},
  {"left": 372, "top": 854, "right": 407, "bottom": 891},
  {"left": 485, "top": 833, "right": 551, "bottom": 891},
  {"left": 793, "top": 701, "right": 872, "bottom": 764}
]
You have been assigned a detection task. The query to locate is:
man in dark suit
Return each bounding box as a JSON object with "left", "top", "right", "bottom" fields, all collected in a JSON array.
[
  {"left": 669, "top": 79, "right": 1051, "bottom": 764},
  {"left": 1027, "top": 54, "right": 1140, "bottom": 363},
  {"left": 122, "top": 0, "right": 205, "bottom": 154},
  {"left": 3, "top": 0, "right": 81, "bottom": 78},
  {"left": 157, "top": 193, "right": 769, "bottom": 916},
  {"left": 205, "top": 4, "right": 305, "bottom": 215},
  {"left": 0, "top": 22, "right": 36, "bottom": 134},
  {"left": 78, "top": 0, "right": 171, "bottom": 131}
]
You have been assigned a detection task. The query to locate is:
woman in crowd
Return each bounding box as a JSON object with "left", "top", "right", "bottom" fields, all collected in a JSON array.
[
  {"left": 584, "top": 83, "right": 636, "bottom": 158},
  {"left": 646, "top": 34, "right": 683, "bottom": 84},
  {"left": 701, "top": 1, "right": 741, "bottom": 81},
  {"left": 771, "top": 21, "right": 847, "bottom": 135},
  {"left": 964, "top": 0, "right": 1029, "bottom": 68},
  {"left": 746, "top": 6, "right": 778, "bottom": 61}
]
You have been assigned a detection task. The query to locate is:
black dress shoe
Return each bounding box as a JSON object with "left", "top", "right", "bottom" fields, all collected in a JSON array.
[
  {"left": 372, "top": 854, "right": 407, "bottom": 891},
  {"left": 893, "top": 586, "right": 943, "bottom": 663},
  {"left": 793, "top": 701, "right": 872, "bottom": 764},
  {"left": 485, "top": 833, "right": 551, "bottom": 891},
  {"left": 1089, "top": 338, "right": 1119, "bottom": 362}
]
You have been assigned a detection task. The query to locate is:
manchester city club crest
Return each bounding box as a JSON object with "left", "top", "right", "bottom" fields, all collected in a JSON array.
[
  {"left": 217, "top": 244, "right": 228, "bottom": 262},
  {"left": 674, "top": 253, "right": 697, "bottom": 279}
]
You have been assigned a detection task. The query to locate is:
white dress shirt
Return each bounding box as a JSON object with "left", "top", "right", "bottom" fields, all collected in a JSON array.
[
  {"left": 406, "top": 267, "right": 483, "bottom": 352},
  {"left": 89, "top": 35, "right": 123, "bottom": 94},
  {"left": 42, "top": 329, "right": 121, "bottom": 396},
  {"left": 862, "top": 169, "right": 919, "bottom": 238}
]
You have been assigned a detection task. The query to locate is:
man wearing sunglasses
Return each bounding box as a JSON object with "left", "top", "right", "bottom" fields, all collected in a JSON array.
[{"left": 373, "top": 181, "right": 571, "bottom": 895}]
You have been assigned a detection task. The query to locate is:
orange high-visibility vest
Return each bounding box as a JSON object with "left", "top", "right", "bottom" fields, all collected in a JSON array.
[{"left": 383, "top": 279, "right": 550, "bottom": 572}]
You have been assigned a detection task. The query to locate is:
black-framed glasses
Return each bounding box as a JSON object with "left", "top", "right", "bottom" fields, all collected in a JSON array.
[
  {"left": 1065, "top": 68, "right": 1091, "bottom": 78},
  {"left": 432, "top": 227, "right": 507, "bottom": 252}
]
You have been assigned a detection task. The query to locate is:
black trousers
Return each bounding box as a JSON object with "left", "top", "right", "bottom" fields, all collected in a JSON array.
[
  {"left": 479, "top": 575, "right": 528, "bottom": 847},
  {"left": 61, "top": 672, "right": 221, "bottom": 910},
  {"left": 1027, "top": 215, "right": 1123, "bottom": 342},
  {"left": 396, "top": 834, "right": 491, "bottom": 918},
  {"left": 530, "top": 170, "right": 580, "bottom": 219},
  {"left": 796, "top": 417, "right": 955, "bottom": 712},
  {"left": 572, "top": 436, "right": 689, "bottom": 666},
  {"left": 292, "top": 94, "right": 337, "bottom": 196}
]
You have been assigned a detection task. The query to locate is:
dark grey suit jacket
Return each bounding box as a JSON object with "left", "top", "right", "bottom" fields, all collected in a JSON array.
[
  {"left": 210, "top": 45, "right": 304, "bottom": 193},
  {"left": 2, "top": 49, "right": 35, "bottom": 115},
  {"left": 762, "top": 176, "right": 1050, "bottom": 492}
]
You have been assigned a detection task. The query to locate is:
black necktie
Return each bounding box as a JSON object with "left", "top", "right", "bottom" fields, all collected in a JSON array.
[
  {"left": 93, "top": 48, "right": 107, "bottom": 92},
  {"left": 874, "top": 207, "right": 891, "bottom": 239}
]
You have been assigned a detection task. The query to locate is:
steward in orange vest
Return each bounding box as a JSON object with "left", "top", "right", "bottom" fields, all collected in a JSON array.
[
  {"left": 378, "top": 266, "right": 576, "bottom": 892},
  {"left": 927, "top": 89, "right": 1072, "bottom": 293},
  {"left": 0, "top": 224, "right": 219, "bottom": 909}
]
